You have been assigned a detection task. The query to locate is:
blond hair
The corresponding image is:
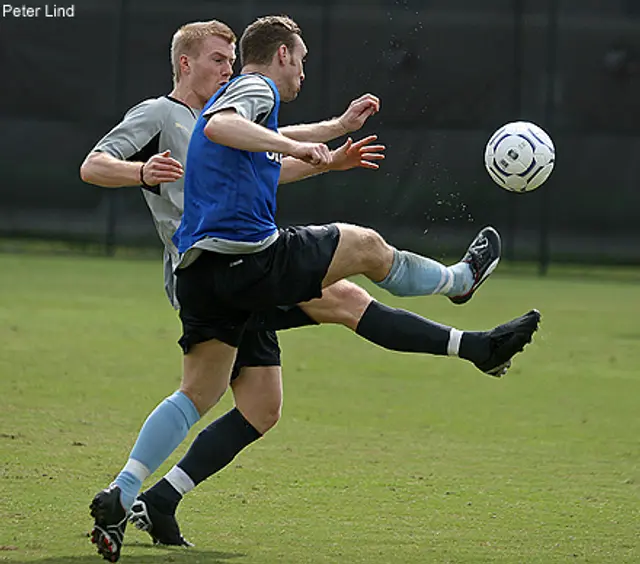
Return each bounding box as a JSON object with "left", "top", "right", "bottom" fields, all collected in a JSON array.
[
  {"left": 240, "top": 15, "right": 302, "bottom": 66},
  {"left": 171, "top": 20, "right": 236, "bottom": 84}
]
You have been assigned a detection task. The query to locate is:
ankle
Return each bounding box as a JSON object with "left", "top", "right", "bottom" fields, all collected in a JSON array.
[
  {"left": 145, "top": 479, "right": 182, "bottom": 515},
  {"left": 458, "top": 331, "right": 490, "bottom": 363}
]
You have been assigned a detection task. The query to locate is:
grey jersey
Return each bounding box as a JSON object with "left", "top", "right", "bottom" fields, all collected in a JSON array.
[{"left": 92, "top": 96, "right": 197, "bottom": 308}]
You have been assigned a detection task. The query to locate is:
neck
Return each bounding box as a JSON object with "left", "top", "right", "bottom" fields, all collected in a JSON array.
[{"left": 168, "top": 82, "right": 204, "bottom": 111}]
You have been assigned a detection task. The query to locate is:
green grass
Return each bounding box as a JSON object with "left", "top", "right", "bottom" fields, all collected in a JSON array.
[{"left": 1, "top": 253, "right": 639, "bottom": 563}]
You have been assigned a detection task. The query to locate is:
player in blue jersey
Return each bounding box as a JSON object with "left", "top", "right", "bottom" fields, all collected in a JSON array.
[{"left": 88, "top": 16, "right": 540, "bottom": 561}]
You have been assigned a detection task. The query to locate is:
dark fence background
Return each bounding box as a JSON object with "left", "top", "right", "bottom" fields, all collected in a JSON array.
[{"left": 1, "top": 0, "right": 639, "bottom": 267}]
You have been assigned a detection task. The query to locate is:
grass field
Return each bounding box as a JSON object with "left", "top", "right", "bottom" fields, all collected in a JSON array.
[{"left": 1, "top": 253, "right": 639, "bottom": 563}]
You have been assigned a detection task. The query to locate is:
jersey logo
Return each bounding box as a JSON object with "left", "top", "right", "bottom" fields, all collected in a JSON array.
[
  {"left": 175, "top": 121, "right": 190, "bottom": 133},
  {"left": 266, "top": 151, "right": 283, "bottom": 164}
]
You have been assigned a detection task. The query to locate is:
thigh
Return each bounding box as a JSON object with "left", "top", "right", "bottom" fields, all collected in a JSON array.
[
  {"left": 321, "top": 223, "right": 394, "bottom": 286},
  {"left": 180, "top": 338, "right": 238, "bottom": 416},
  {"left": 248, "top": 280, "right": 372, "bottom": 331},
  {"left": 298, "top": 279, "right": 373, "bottom": 329}
]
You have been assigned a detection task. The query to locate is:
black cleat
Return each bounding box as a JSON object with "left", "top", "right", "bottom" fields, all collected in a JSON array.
[
  {"left": 129, "top": 493, "right": 193, "bottom": 547},
  {"left": 449, "top": 226, "right": 502, "bottom": 305},
  {"left": 474, "top": 309, "right": 541, "bottom": 377},
  {"left": 90, "top": 485, "right": 128, "bottom": 562}
]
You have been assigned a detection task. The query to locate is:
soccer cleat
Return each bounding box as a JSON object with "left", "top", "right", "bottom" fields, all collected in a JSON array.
[
  {"left": 474, "top": 309, "right": 541, "bottom": 377},
  {"left": 129, "top": 493, "right": 193, "bottom": 547},
  {"left": 449, "top": 226, "right": 502, "bottom": 305},
  {"left": 90, "top": 485, "right": 128, "bottom": 562}
]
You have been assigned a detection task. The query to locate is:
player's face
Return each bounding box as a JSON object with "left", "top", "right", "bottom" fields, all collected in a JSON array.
[
  {"left": 191, "top": 35, "right": 236, "bottom": 103},
  {"left": 281, "top": 35, "right": 307, "bottom": 102}
]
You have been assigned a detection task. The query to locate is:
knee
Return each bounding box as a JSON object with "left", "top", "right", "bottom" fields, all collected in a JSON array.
[
  {"left": 180, "top": 372, "right": 229, "bottom": 416},
  {"left": 261, "top": 399, "right": 282, "bottom": 433},
  {"left": 248, "top": 397, "right": 282, "bottom": 434},
  {"left": 180, "top": 383, "right": 226, "bottom": 417},
  {"left": 352, "top": 226, "right": 391, "bottom": 272},
  {"left": 356, "top": 226, "right": 384, "bottom": 251}
]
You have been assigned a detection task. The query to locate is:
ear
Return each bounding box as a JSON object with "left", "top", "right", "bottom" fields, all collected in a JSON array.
[
  {"left": 276, "top": 44, "right": 288, "bottom": 66},
  {"left": 179, "top": 53, "right": 190, "bottom": 76}
]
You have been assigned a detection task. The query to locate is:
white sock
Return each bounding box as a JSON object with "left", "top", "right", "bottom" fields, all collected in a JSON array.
[
  {"left": 164, "top": 465, "right": 196, "bottom": 497},
  {"left": 112, "top": 459, "right": 151, "bottom": 510},
  {"left": 447, "top": 329, "right": 464, "bottom": 357}
]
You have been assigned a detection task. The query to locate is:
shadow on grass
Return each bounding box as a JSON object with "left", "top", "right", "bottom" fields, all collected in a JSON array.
[{"left": 3, "top": 544, "right": 246, "bottom": 564}]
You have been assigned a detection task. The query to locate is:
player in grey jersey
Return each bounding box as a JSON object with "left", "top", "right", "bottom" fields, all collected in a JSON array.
[{"left": 81, "top": 19, "right": 539, "bottom": 560}]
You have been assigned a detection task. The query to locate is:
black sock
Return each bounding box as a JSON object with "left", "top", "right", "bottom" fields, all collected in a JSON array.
[
  {"left": 144, "top": 478, "right": 182, "bottom": 514},
  {"left": 355, "top": 301, "right": 488, "bottom": 362},
  {"left": 459, "top": 331, "right": 490, "bottom": 364},
  {"left": 179, "top": 407, "right": 262, "bottom": 484},
  {"left": 145, "top": 408, "right": 262, "bottom": 514}
]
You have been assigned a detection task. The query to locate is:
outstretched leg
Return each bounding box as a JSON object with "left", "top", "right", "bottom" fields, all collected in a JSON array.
[
  {"left": 322, "top": 223, "right": 501, "bottom": 304},
  {"left": 297, "top": 279, "right": 539, "bottom": 376}
]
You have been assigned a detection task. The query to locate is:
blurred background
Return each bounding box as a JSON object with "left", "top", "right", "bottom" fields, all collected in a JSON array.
[{"left": 1, "top": 0, "right": 639, "bottom": 271}]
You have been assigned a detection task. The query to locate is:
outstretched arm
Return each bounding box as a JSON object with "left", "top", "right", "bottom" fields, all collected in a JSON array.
[
  {"left": 279, "top": 135, "right": 385, "bottom": 185},
  {"left": 280, "top": 94, "right": 380, "bottom": 143},
  {"left": 205, "top": 109, "right": 331, "bottom": 166}
]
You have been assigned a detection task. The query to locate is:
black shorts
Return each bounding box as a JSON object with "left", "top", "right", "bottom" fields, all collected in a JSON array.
[
  {"left": 176, "top": 224, "right": 340, "bottom": 353},
  {"left": 228, "top": 305, "right": 319, "bottom": 381},
  {"left": 230, "top": 329, "right": 281, "bottom": 381}
]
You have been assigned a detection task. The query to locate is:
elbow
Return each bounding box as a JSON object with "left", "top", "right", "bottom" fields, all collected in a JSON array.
[
  {"left": 79, "top": 160, "right": 92, "bottom": 184},
  {"left": 79, "top": 153, "right": 97, "bottom": 184},
  {"left": 203, "top": 116, "right": 221, "bottom": 143},
  {"left": 204, "top": 110, "right": 236, "bottom": 143}
]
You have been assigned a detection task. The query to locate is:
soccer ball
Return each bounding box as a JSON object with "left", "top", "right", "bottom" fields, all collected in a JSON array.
[{"left": 484, "top": 121, "right": 555, "bottom": 193}]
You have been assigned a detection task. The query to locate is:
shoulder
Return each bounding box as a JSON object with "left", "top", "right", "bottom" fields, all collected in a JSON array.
[
  {"left": 225, "top": 75, "right": 275, "bottom": 99},
  {"left": 123, "top": 97, "right": 172, "bottom": 125}
]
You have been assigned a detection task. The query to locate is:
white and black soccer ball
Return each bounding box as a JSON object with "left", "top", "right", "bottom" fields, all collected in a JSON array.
[{"left": 484, "top": 121, "right": 555, "bottom": 193}]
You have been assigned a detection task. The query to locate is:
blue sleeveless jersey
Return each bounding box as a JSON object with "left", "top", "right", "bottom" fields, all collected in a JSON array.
[{"left": 174, "top": 74, "right": 281, "bottom": 252}]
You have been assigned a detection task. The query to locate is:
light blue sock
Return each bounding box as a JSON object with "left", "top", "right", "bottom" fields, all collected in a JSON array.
[
  {"left": 375, "top": 249, "right": 474, "bottom": 297},
  {"left": 113, "top": 391, "right": 200, "bottom": 510}
]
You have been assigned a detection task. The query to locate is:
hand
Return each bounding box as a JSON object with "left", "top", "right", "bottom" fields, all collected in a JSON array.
[
  {"left": 329, "top": 135, "right": 385, "bottom": 172},
  {"left": 141, "top": 150, "right": 184, "bottom": 185},
  {"left": 337, "top": 94, "right": 380, "bottom": 134},
  {"left": 289, "top": 142, "right": 332, "bottom": 167}
]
